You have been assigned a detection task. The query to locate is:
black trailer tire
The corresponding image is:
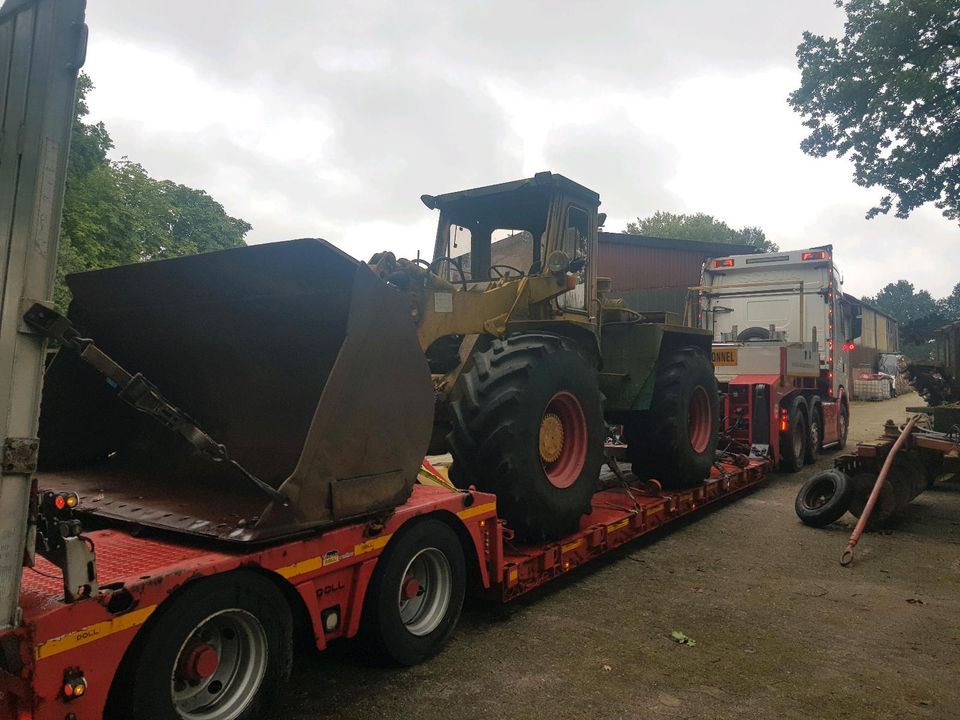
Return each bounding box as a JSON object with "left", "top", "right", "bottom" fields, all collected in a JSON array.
[
  {"left": 779, "top": 396, "right": 808, "bottom": 473},
  {"left": 447, "top": 333, "right": 604, "bottom": 542},
  {"left": 804, "top": 398, "right": 823, "bottom": 465},
  {"left": 795, "top": 469, "right": 854, "bottom": 527},
  {"left": 625, "top": 347, "right": 720, "bottom": 490},
  {"left": 836, "top": 402, "right": 850, "bottom": 450},
  {"left": 107, "top": 572, "right": 292, "bottom": 720},
  {"left": 360, "top": 518, "right": 466, "bottom": 666}
]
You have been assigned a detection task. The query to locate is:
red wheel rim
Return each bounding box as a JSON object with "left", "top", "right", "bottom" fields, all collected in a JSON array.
[
  {"left": 688, "top": 386, "right": 712, "bottom": 454},
  {"left": 539, "top": 391, "right": 588, "bottom": 489}
]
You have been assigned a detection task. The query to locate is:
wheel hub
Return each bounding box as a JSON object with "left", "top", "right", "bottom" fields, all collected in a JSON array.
[
  {"left": 539, "top": 413, "right": 565, "bottom": 463},
  {"left": 401, "top": 575, "right": 423, "bottom": 600},
  {"left": 180, "top": 643, "right": 220, "bottom": 683}
]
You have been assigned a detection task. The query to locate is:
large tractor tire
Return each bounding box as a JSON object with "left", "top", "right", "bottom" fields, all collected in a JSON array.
[
  {"left": 447, "top": 333, "right": 604, "bottom": 543},
  {"left": 625, "top": 348, "right": 720, "bottom": 490}
]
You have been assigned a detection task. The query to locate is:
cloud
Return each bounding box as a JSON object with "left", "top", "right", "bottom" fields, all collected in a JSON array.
[
  {"left": 79, "top": 0, "right": 958, "bottom": 299},
  {"left": 542, "top": 116, "right": 681, "bottom": 225},
  {"left": 802, "top": 204, "right": 958, "bottom": 299}
]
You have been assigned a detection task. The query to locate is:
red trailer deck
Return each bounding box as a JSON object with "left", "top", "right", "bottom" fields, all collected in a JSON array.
[{"left": 1, "top": 456, "right": 769, "bottom": 720}]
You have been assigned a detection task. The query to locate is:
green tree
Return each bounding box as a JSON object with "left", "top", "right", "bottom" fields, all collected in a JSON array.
[
  {"left": 625, "top": 211, "right": 779, "bottom": 252},
  {"left": 939, "top": 282, "right": 960, "bottom": 320},
  {"left": 863, "top": 279, "right": 939, "bottom": 324},
  {"left": 789, "top": 0, "right": 960, "bottom": 222},
  {"left": 57, "top": 74, "right": 251, "bottom": 308}
]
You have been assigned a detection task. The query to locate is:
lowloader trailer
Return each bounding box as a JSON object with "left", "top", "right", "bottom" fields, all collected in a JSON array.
[
  {"left": 0, "top": 3, "right": 773, "bottom": 717},
  {"left": 3, "top": 453, "right": 770, "bottom": 720}
]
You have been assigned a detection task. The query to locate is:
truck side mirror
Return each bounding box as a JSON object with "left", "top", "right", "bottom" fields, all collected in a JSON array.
[{"left": 597, "top": 212, "right": 607, "bottom": 228}]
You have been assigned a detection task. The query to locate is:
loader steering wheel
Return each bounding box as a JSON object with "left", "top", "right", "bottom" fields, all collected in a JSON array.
[
  {"left": 491, "top": 264, "right": 524, "bottom": 279},
  {"left": 429, "top": 256, "right": 468, "bottom": 290}
]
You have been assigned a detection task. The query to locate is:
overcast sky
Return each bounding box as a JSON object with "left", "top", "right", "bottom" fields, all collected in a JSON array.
[{"left": 82, "top": 1, "right": 958, "bottom": 298}]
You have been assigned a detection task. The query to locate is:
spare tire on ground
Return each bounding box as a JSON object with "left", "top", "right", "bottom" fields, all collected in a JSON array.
[{"left": 795, "top": 469, "right": 855, "bottom": 527}]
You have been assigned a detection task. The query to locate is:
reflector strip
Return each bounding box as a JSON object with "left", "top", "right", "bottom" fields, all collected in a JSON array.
[
  {"left": 607, "top": 518, "right": 630, "bottom": 533},
  {"left": 457, "top": 501, "right": 497, "bottom": 521},
  {"left": 561, "top": 539, "right": 583, "bottom": 554},
  {"left": 35, "top": 605, "right": 157, "bottom": 661}
]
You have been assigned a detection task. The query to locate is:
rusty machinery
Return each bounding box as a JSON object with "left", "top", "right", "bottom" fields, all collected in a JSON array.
[{"left": 368, "top": 172, "right": 720, "bottom": 541}]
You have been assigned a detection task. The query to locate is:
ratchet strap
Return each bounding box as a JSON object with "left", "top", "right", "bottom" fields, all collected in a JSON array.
[{"left": 23, "top": 303, "right": 288, "bottom": 506}]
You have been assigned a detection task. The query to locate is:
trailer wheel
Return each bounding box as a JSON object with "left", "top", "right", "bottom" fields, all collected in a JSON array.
[
  {"left": 836, "top": 402, "right": 849, "bottom": 450},
  {"left": 361, "top": 518, "right": 466, "bottom": 666},
  {"left": 804, "top": 399, "right": 823, "bottom": 465},
  {"left": 625, "top": 347, "right": 719, "bottom": 490},
  {"left": 779, "top": 396, "right": 808, "bottom": 473},
  {"left": 108, "top": 572, "right": 291, "bottom": 720},
  {"left": 448, "top": 333, "right": 604, "bottom": 541},
  {"left": 795, "top": 469, "right": 854, "bottom": 527}
]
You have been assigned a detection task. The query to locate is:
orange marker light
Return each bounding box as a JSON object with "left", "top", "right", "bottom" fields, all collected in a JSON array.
[
  {"left": 713, "top": 258, "right": 734, "bottom": 268},
  {"left": 802, "top": 250, "right": 828, "bottom": 261}
]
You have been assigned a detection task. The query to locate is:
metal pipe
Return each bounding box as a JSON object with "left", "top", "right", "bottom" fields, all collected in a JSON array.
[{"left": 840, "top": 414, "right": 921, "bottom": 566}]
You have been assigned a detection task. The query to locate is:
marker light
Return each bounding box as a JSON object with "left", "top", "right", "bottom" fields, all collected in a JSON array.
[
  {"left": 53, "top": 492, "right": 80, "bottom": 511},
  {"left": 779, "top": 408, "right": 789, "bottom": 433},
  {"left": 713, "top": 258, "right": 735, "bottom": 268},
  {"left": 62, "top": 674, "right": 87, "bottom": 700},
  {"left": 802, "top": 250, "right": 828, "bottom": 261}
]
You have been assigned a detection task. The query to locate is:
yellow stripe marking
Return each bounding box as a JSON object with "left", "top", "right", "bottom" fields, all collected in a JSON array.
[
  {"left": 457, "top": 501, "right": 497, "bottom": 521},
  {"left": 561, "top": 539, "right": 583, "bottom": 554},
  {"left": 35, "top": 605, "right": 157, "bottom": 661},
  {"left": 508, "top": 568, "right": 519, "bottom": 583},
  {"left": 276, "top": 555, "right": 325, "bottom": 580},
  {"left": 354, "top": 533, "right": 393, "bottom": 557},
  {"left": 607, "top": 518, "right": 630, "bottom": 533},
  {"left": 647, "top": 504, "right": 665, "bottom": 516}
]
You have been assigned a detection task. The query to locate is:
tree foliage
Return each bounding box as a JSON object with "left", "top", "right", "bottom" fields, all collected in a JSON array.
[
  {"left": 625, "top": 211, "right": 779, "bottom": 252},
  {"left": 863, "top": 279, "right": 938, "bottom": 324},
  {"left": 789, "top": 0, "right": 960, "bottom": 222},
  {"left": 57, "top": 74, "right": 251, "bottom": 308},
  {"left": 861, "top": 279, "right": 960, "bottom": 361}
]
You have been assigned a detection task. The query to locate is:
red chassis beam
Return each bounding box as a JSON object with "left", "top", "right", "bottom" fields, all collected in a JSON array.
[{"left": 1, "top": 454, "right": 772, "bottom": 719}]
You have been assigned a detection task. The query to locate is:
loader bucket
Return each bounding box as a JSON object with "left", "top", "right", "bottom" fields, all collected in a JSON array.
[{"left": 36, "top": 239, "right": 435, "bottom": 542}]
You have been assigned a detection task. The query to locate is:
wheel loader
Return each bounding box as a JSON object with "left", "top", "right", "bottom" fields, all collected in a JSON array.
[
  {"left": 368, "top": 172, "right": 720, "bottom": 541},
  {"left": 36, "top": 172, "right": 717, "bottom": 547}
]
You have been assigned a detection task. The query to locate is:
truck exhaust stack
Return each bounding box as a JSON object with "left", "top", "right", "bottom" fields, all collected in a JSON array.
[{"left": 37, "top": 239, "right": 434, "bottom": 542}]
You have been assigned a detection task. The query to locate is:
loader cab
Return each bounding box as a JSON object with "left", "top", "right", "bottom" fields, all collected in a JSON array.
[{"left": 424, "top": 172, "right": 600, "bottom": 316}]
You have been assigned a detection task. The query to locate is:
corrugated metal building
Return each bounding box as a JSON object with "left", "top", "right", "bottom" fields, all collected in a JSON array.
[
  {"left": 597, "top": 232, "right": 758, "bottom": 317},
  {"left": 456, "top": 231, "right": 758, "bottom": 319},
  {"left": 843, "top": 294, "right": 900, "bottom": 367}
]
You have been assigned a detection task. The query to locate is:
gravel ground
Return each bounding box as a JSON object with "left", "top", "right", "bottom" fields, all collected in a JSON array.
[{"left": 277, "top": 393, "right": 960, "bottom": 720}]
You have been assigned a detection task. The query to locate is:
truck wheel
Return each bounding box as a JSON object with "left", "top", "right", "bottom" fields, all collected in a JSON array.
[
  {"left": 836, "top": 402, "right": 849, "bottom": 450},
  {"left": 109, "top": 572, "right": 291, "bottom": 720},
  {"left": 625, "top": 348, "right": 719, "bottom": 490},
  {"left": 795, "top": 469, "right": 854, "bottom": 527},
  {"left": 361, "top": 518, "right": 466, "bottom": 666},
  {"left": 447, "top": 333, "right": 604, "bottom": 542},
  {"left": 804, "top": 399, "right": 823, "bottom": 465},
  {"left": 779, "top": 396, "right": 808, "bottom": 473}
]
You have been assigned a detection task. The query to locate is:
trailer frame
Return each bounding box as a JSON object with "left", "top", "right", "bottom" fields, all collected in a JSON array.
[{"left": 1, "top": 454, "right": 770, "bottom": 720}]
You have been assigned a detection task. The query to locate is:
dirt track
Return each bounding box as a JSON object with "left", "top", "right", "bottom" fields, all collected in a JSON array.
[{"left": 277, "top": 393, "right": 960, "bottom": 720}]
